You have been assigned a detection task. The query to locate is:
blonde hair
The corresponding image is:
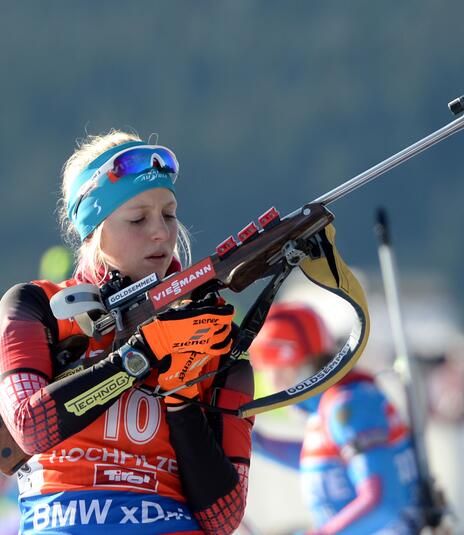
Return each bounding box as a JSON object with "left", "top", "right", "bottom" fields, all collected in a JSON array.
[{"left": 58, "top": 129, "right": 191, "bottom": 285}]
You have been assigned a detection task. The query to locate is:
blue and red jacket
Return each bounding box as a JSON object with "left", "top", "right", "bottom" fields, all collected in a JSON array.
[{"left": 253, "top": 372, "right": 422, "bottom": 534}]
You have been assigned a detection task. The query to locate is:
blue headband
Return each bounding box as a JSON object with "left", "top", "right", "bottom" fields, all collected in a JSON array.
[{"left": 67, "top": 141, "right": 177, "bottom": 240}]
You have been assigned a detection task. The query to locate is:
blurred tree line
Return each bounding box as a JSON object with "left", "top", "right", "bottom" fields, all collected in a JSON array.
[{"left": 1, "top": 0, "right": 463, "bottom": 321}]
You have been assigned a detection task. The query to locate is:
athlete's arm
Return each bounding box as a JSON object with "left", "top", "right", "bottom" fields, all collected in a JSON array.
[
  {"left": 306, "top": 473, "right": 382, "bottom": 535},
  {"left": 311, "top": 386, "right": 397, "bottom": 535},
  {"left": 252, "top": 429, "right": 302, "bottom": 470},
  {"left": 0, "top": 283, "right": 135, "bottom": 455},
  {"left": 166, "top": 359, "right": 254, "bottom": 535}
]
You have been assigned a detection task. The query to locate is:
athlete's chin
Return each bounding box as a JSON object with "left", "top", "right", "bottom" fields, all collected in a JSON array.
[{"left": 135, "top": 261, "right": 169, "bottom": 281}]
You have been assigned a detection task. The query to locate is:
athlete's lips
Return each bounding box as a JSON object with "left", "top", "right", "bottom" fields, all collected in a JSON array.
[{"left": 145, "top": 252, "right": 167, "bottom": 261}]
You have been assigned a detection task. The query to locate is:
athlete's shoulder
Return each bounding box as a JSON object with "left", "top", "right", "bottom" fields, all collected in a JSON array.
[
  {"left": 204, "top": 358, "right": 255, "bottom": 417},
  {"left": 31, "top": 277, "right": 78, "bottom": 298},
  {"left": 322, "top": 372, "right": 383, "bottom": 409},
  {"left": 321, "top": 382, "right": 391, "bottom": 447},
  {"left": 1, "top": 277, "right": 77, "bottom": 304},
  {"left": 223, "top": 359, "right": 254, "bottom": 397},
  {"left": 0, "top": 278, "right": 76, "bottom": 338},
  {"left": 1, "top": 282, "right": 50, "bottom": 317}
]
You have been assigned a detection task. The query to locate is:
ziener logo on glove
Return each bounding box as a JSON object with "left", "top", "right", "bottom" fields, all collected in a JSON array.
[
  {"left": 179, "top": 352, "right": 196, "bottom": 381},
  {"left": 193, "top": 318, "right": 219, "bottom": 325},
  {"left": 164, "top": 354, "right": 210, "bottom": 382},
  {"left": 173, "top": 327, "right": 211, "bottom": 349}
]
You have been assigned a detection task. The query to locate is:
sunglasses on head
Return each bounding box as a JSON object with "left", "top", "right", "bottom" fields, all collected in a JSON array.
[
  {"left": 93, "top": 144, "right": 179, "bottom": 183},
  {"left": 72, "top": 145, "right": 179, "bottom": 218}
]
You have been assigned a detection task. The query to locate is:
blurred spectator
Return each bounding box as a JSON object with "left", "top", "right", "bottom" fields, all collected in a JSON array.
[{"left": 424, "top": 355, "right": 464, "bottom": 423}]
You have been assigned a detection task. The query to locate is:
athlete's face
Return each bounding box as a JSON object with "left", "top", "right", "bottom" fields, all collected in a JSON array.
[
  {"left": 263, "top": 365, "right": 300, "bottom": 391},
  {"left": 101, "top": 188, "right": 178, "bottom": 282},
  {"left": 263, "top": 363, "right": 315, "bottom": 392}
]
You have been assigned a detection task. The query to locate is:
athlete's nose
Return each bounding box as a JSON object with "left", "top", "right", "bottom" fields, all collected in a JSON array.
[{"left": 149, "top": 214, "right": 170, "bottom": 242}]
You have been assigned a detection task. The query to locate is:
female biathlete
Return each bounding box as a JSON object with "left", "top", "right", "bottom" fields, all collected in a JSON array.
[{"left": 0, "top": 131, "right": 254, "bottom": 534}]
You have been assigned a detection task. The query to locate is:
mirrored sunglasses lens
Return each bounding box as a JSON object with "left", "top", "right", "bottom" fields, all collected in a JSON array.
[
  {"left": 110, "top": 148, "right": 178, "bottom": 179},
  {"left": 110, "top": 150, "right": 152, "bottom": 179},
  {"left": 152, "top": 148, "right": 179, "bottom": 174}
]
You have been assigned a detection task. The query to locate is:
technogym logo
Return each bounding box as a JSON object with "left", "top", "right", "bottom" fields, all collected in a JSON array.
[{"left": 65, "top": 373, "right": 134, "bottom": 416}]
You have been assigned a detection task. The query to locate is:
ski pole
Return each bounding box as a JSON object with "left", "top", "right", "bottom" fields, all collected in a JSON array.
[{"left": 374, "top": 208, "right": 445, "bottom": 530}]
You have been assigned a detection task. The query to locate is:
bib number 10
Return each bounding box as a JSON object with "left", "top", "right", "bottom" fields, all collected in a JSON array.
[{"left": 103, "top": 389, "right": 161, "bottom": 445}]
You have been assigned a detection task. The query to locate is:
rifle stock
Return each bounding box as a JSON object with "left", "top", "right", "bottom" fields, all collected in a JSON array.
[{"left": 0, "top": 428, "right": 28, "bottom": 476}]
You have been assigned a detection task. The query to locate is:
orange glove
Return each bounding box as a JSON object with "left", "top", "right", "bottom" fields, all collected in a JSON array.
[{"left": 140, "top": 295, "right": 235, "bottom": 404}]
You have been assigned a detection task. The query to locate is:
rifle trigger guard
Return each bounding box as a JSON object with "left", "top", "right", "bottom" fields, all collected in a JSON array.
[{"left": 282, "top": 240, "right": 307, "bottom": 266}]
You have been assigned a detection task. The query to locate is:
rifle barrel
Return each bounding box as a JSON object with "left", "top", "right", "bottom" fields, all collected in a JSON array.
[{"left": 313, "top": 113, "right": 464, "bottom": 206}]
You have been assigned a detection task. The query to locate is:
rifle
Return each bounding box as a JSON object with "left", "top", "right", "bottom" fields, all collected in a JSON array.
[
  {"left": 50, "top": 94, "right": 464, "bottom": 418},
  {"left": 1, "top": 96, "right": 464, "bottom": 476},
  {"left": 374, "top": 208, "right": 447, "bottom": 530}
]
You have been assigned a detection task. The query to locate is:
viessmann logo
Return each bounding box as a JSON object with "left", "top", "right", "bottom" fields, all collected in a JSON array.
[{"left": 148, "top": 258, "right": 216, "bottom": 309}]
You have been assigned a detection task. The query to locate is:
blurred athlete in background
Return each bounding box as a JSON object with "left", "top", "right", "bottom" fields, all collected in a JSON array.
[{"left": 250, "top": 301, "right": 422, "bottom": 534}]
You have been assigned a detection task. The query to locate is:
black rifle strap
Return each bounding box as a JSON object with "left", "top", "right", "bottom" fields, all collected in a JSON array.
[{"left": 231, "top": 260, "right": 293, "bottom": 357}]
